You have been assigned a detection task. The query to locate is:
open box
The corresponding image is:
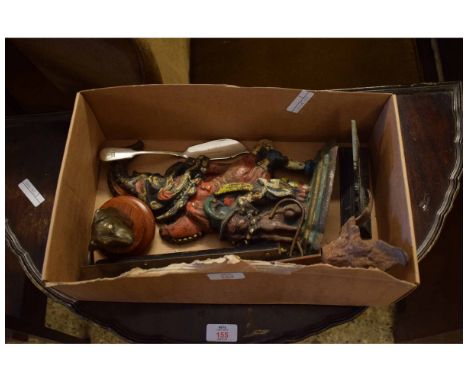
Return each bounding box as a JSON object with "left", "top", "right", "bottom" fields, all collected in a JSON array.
[{"left": 43, "top": 84, "right": 419, "bottom": 305}]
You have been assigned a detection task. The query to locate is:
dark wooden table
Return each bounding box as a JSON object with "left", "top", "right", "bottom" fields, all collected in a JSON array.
[{"left": 5, "top": 82, "right": 462, "bottom": 343}]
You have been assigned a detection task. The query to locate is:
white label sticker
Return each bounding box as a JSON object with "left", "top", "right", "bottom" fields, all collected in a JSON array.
[
  {"left": 286, "top": 90, "right": 314, "bottom": 113},
  {"left": 206, "top": 324, "right": 238, "bottom": 342},
  {"left": 207, "top": 272, "right": 245, "bottom": 280},
  {"left": 18, "top": 179, "right": 45, "bottom": 207}
]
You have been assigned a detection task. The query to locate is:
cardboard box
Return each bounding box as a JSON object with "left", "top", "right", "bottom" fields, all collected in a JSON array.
[{"left": 43, "top": 84, "right": 419, "bottom": 305}]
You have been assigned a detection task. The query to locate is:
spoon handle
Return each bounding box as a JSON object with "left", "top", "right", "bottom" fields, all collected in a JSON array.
[
  {"left": 99, "top": 148, "right": 186, "bottom": 162},
  {"left": 139, "top": 150, "right": 187, "bottom": 158}
]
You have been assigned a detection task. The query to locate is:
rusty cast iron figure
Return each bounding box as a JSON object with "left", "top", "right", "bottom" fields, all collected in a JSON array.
[{"left": 322, "top": 216, "right": 409, "bottom": 271}]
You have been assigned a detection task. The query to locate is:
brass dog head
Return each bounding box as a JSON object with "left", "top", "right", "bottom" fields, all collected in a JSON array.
[{"left": 90, "top": 207, "right": 134, "bottom": 250}]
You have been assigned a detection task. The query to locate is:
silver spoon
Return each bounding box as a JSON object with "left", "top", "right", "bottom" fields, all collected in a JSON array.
[{"left": 99, "top": 139, "right": 250, "bottom": 162}]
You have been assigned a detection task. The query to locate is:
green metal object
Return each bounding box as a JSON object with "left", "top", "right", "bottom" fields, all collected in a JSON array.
[
  {"left": 352, "top": 120, "right": 368, "bottom": 221},
  {"left": 302, "top": 143, "right": 338, "bottom": 253}
]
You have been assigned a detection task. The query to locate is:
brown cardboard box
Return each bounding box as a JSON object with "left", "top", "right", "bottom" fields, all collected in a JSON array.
[{"left": 42, "top": 84, "right": 419, "bottom": 305}]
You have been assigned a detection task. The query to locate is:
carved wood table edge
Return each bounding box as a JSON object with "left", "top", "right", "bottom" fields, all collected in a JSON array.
[{"left": 338, "top": 81, "right": 463, "bottom": 260}]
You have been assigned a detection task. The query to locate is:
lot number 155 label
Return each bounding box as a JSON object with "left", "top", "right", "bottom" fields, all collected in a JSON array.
[{"left": 206, "top": 324, "right": 238, "bottom": 343}]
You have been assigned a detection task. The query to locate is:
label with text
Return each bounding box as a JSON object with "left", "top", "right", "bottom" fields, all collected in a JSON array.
[
  {"left": 18, "top": 179, "right": 45, "bottom": 207},
  {"left": 206, "top": 324, "right": 238, "bottom": 342},
  {"left": 207, "top": 272, "right": 245, "bottom": 280},
  {"left": 286, "top": 90, "right": 314, "bottom": 113}
]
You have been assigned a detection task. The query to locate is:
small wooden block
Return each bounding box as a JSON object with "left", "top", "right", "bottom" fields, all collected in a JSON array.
[{"left": 100, "top": 196, "right": 155, "bottom": 256}]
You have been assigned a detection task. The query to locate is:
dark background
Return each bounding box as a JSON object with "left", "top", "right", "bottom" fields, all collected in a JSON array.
[{"left": 6, "top": 38, "right": 462, "bottom": 114}]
